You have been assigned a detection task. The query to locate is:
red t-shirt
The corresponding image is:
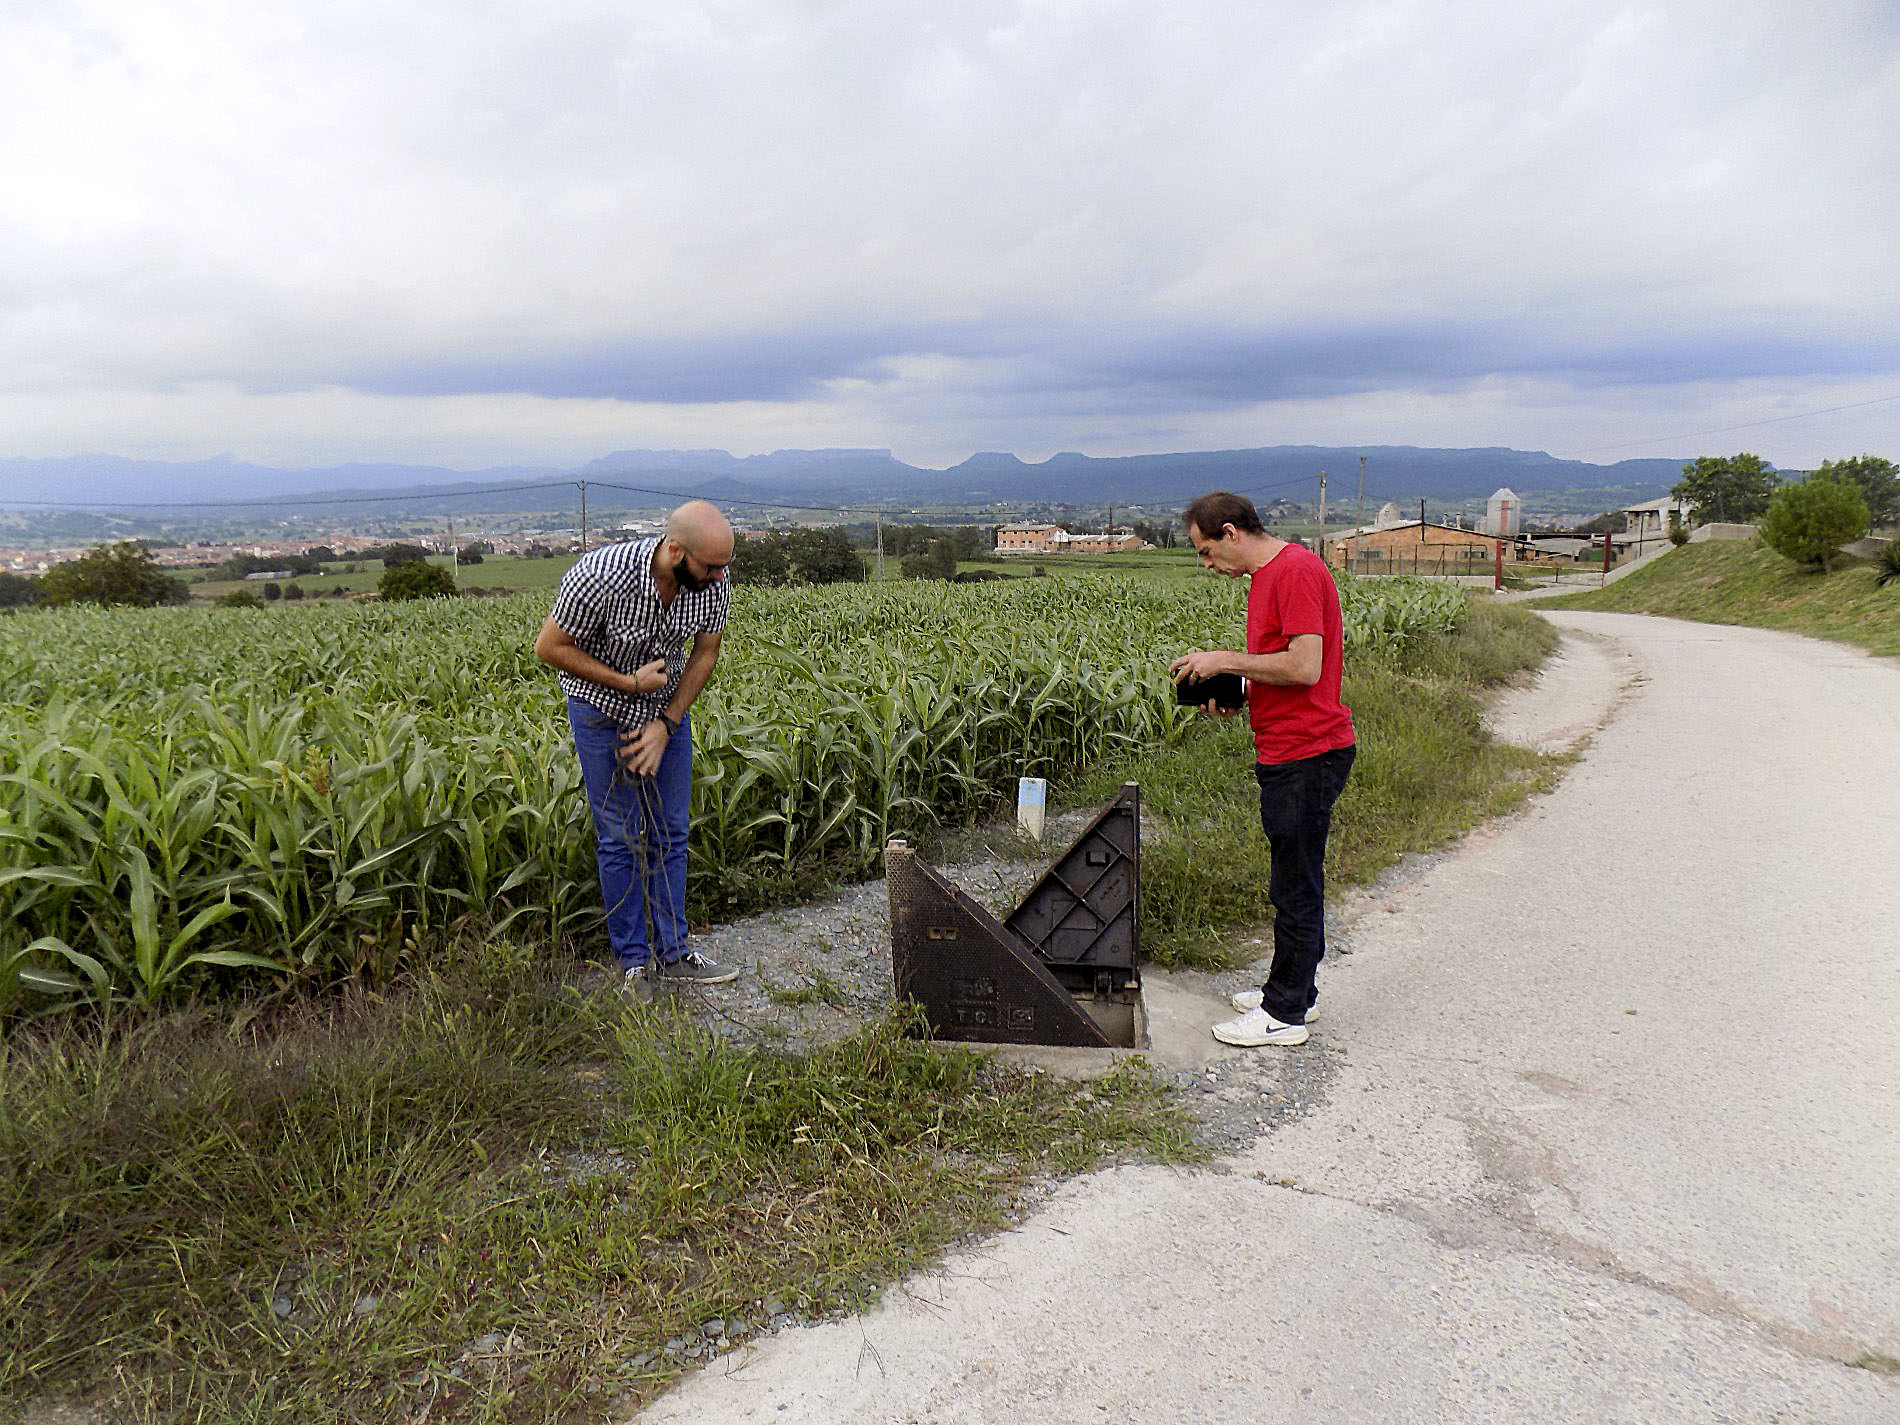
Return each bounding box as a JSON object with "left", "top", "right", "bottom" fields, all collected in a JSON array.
[{"left": 1246, "top": 543, "right": 1356, "bottom": 765}]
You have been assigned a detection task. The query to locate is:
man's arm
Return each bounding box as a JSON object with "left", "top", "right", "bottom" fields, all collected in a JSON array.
[
  {"left": 533, "top": 616, "right": 664, "bottom": 698},
  {"left": 619, "top": 629, "right": 724, "bottom": 776},
  {"left": 1172, "top": 634, "right": 1324, "bottom": 690}
]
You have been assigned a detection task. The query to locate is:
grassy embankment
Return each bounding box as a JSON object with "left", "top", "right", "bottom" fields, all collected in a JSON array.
[
  {"left": 2, "top": 588, "right": 1559, "bottom": 1423},
  {"left": 1532, "top": 539, "right": 1900, "bottom": 658}
]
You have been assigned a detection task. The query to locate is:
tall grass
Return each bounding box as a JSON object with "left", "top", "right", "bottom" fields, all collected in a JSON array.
[{"left": 0, "top": 943, "right": 1198, "bottom": 1420}]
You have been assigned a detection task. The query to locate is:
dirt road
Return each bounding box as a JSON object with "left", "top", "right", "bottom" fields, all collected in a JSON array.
[{"left": 636, "top": 612, "right": 1900, "bottom": 1425}]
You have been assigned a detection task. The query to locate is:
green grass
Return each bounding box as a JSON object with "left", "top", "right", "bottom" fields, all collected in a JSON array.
[
  {"left": 1533, "top": 539, "right": 1900, "bottom": 658},
  {"left": 1, "top": 942, "right": 1199, "bottom": 1422},
  {"left": 1067, "top": 598, "right": 1562, "bottom": 968},
  {"left": 188, "top": 553, "right": 580, "bottom": 601}
]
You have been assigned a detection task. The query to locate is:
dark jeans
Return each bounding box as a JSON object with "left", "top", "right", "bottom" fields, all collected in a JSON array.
[{"left": 1254, "top": 744, "right": 1356, "bottom": 1024}]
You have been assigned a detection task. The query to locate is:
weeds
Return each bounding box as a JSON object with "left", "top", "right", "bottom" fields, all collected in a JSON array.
[{"left": 1, "top": 947, "right": 1198, "bottom": 1421}]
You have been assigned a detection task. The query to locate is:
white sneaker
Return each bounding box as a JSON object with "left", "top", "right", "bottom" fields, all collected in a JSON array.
[
  {"left": 1227, "top": 988, "right": 1317, "bottom": 1023},
  {"left": 1212, "top": 1007, "right": 1310, "bottom": 1047}
]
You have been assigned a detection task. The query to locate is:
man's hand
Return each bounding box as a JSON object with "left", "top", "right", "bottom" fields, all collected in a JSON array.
[
  {"left": 1171, "top": 650, "right": 1227, "bottom": 683},
  {"left": 631, "top": 657, "right": 668, "bottom": 694},
  {"left": 1171, "top": 651, "right": 1242, "bottom": 717},
  {"left": 618, "top": 719, "right": 671, "bottom": 777}
]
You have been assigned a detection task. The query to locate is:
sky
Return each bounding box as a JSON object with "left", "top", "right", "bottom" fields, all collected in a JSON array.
[{"left": 2, "top": 0, "right": 1897, "bottom": 477}]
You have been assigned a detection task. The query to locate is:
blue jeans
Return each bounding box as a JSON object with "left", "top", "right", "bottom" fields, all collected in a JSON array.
[
  {"left": 566, "top": 697, "right": 693, "bottom": 969},
  {"left": 1255, "top": 744, "right": 1356, "bottom": 1024}
]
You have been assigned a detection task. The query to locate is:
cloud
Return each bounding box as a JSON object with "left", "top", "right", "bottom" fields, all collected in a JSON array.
[{"left": 1, "top": 0, "right": 1896, "bottom": 473}]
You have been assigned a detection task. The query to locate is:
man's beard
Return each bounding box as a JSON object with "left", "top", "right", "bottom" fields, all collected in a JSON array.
[{"left": 672, "top": 555, "right": 710, "bottom": 592}]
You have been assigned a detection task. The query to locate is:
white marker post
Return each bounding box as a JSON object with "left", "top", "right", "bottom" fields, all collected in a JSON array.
[{"left": 1017, "top": 776, "right": 1047, "bottom": 840}]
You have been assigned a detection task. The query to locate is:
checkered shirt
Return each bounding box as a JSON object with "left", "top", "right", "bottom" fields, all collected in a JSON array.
[{"left": 548, "top": 536, "right": 730, "bottom": 728}]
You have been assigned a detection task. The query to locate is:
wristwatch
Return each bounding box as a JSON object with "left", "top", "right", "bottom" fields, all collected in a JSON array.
[{"left": 656, "top": 711, "right": 680, "bottom": 737}]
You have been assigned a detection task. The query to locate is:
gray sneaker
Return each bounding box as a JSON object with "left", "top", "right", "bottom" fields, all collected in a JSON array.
[{"left": 655, "top": 950, "right": 739, "bottom": 985}]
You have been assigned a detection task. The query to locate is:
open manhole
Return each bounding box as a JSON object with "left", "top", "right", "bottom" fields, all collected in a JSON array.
[{"left": 886, "top": 783, "right": 1144, "bottom": 1048}]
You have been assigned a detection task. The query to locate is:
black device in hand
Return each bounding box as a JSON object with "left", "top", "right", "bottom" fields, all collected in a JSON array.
[{"left": 1173, "top": 671, "right": 1246, "bottom": 710}]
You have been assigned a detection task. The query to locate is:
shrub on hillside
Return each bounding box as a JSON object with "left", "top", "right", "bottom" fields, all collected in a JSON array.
[
  {"left": 1876, "top": 540, "right": 1900, "bottom": 589},
  {"left": 1760, "top": 479, "right": 1870, "bottom": 573}
]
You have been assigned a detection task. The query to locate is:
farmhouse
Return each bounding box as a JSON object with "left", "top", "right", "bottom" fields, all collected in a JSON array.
[
  {"left": 1326, "top": 518, "right": 1499, "bottom": 571},
  {"left": 1621, "top": 495, "right": 1695, "bottom": 541},
  {"left": 993, "top": 524, "right": 1145, "bottom": 555}
]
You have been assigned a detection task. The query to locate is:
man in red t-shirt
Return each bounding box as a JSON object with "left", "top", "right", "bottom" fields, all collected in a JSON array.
[{"left": 1171, "top": 492, "right": 1357, "bottom": 1047}]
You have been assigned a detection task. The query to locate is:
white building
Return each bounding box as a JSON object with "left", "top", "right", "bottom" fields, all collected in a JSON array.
[
  {"left": 1621, "top": 495, "right": 1696, "bottom": 541},
  {"left": 1484, "top": 488, "right": 1521, "bottom": 537}
]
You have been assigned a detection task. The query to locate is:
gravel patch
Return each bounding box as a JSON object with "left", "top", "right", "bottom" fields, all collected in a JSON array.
[{"left": 569, "top": 801, "right": 1355, "bottom": 1160}]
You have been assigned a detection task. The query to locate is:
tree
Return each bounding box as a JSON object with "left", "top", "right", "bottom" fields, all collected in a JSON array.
[
  {"left": 376, "top": 543, "right": 430, "bottom": 568},
  {"left": 1672, "top": 453, "right": 1778, "bottom": 525},
  {"left": 0, "top": 571, "right": 39, "bottom": 610},
  {"left": 1133, "top": 520, "right": 1175, "bottom": 549},
  {"left": 262, "top": 582, "right": 282, "bottom": 601},
  {"left": 454, "top": 547, "right": 484, "bottom": 565},
  {"left": 37, "top": 543, "right": 191, "bottom": 608},
  {"left": 783, "top": 527, "right": 865, "bottom": 584},
  {"left": 379, "top": 561, "right": 458, "bottom": 600},
  {"left": 901, "top": 539, "right": 958, "bottom": 580},
  {"left": 219, "top": 590, "right": 264, "bottom": 609},
  {"left": 1759, "top": 479, "right": 1869, "bottom": 573},
  {"left": 1812, "top": 455, "right": 1898, "bottom": 529},
  {"left": 730, "top": 536, "right": 792, "bottom": 587}
]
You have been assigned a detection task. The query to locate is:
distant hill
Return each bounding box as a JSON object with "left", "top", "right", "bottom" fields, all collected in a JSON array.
[{"left": 0, "top": 445, "right": 1697, "bottom": 518}]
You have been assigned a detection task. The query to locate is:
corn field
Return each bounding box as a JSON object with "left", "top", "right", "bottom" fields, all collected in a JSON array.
[{"left": 0, "top": 573, "right": 1462, "bottom": 1008}]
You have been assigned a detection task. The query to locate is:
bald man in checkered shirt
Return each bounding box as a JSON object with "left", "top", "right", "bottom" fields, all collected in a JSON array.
[{"left": 534, "top": 500, "right": 739, "bottom": 985}]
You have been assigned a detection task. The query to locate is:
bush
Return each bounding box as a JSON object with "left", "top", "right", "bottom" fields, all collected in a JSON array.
[
  {"left": 1876, "top": 540, "right": 1900, "bottom": 589},
  {"left": 1668, "top": 514, "right": 1690, "bottom": 547},
  {"left": 217, "top": 591, "right": 263, "bottom": 609},
  {"left": 35, "top": 543, "right": 190, "bottom": 609},
  {"left": 378, "top": 562, "right": 458, "bottom": 600},
  {"left": 377, "top": 543, "right": 430, "bottom": 568},
  {"left": 1759, "top": 478, "right": 1870, "bottom": 572}
]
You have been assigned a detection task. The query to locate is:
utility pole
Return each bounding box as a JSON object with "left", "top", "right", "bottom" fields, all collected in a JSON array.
[
  {"left": 578, "top": 480, "right": 588, "bottom": 553},
  {"left": 447, "top": 516, "right": 458, "bottom": 587},
  {"left": 1316, "top": 472, "right": 1326, "bottom": 554},
  {"left": 1355, "top": 454, "right": 1367, "bottom": 531},
  {"left": 875, "top": 511, "right": 885, "bottom": 580}
]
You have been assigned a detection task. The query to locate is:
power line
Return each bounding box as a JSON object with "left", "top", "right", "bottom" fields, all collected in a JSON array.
[{"left": 1569, "top": 392, "right": 1900, "bottom": 458}]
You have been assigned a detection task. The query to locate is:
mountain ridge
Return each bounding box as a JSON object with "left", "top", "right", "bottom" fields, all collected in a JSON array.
[{"left": 0, "top": 445, "right": 1705, "bottom": 515}]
